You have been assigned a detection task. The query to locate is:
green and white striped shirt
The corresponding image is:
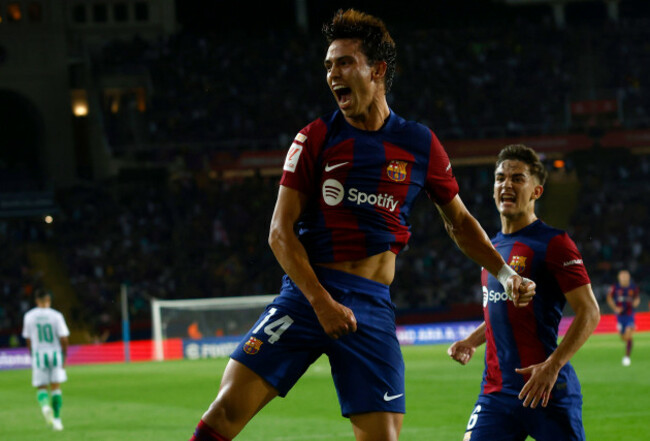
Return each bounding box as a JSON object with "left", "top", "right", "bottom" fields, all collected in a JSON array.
[{"left": 22, "top": 307, "right": 70, "bottom": 368}]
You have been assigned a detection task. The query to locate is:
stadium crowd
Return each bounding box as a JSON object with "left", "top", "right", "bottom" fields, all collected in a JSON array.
[
  {"left": 0, "top": 220, "right": 48, "bottom": 346},
  {"left": 94, "top": 16, "right": 650, "bottom": 154},
  {"left": 569, "top": 149, "right": 650, "bottom": 298}
]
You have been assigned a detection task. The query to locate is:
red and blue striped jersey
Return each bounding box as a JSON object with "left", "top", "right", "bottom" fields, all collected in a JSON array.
[
  {"left": 480, "top": 220, "right": 590, "bottom": 399},
  {"left": 280, "top": 109, "right": 458, "bottom": 263},
  {"left": 608, "top": 283, "right": 639, "bottom": 316}
]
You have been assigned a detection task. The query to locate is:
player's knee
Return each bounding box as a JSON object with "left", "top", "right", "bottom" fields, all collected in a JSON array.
[
  {"left": 202, "top": 395, "right": 248, "bottom": 436},
  {"left": 204, "top": 399, "right": 232, "bottom": 426}
]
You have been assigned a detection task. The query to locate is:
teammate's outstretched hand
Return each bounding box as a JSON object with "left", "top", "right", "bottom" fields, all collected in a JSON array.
[
  {"left": 312, "top": 296, "right": 357, "bottom": 339},
  {"left": 447, "top": 340, "right": 476, "bottom": 365},
  {"left": 516, "top": 358, "right": 561, "bottom": 408}
]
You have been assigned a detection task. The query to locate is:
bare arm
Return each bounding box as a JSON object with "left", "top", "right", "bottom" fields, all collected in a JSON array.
[
  {"left": 60, "top": 336, "right": 69, "bottom": 367},
  {"left": 516, "top": 283, "right": 600, "bottom": 408},
  {"left": 26, "top": 338, "right": 31, "bottom": 352},
  {"left": 436, "top": 195, "right": 535, "bottom": 306},
  {"left": 605, "top": 287, "right": 621, "bottom": 313},
  {"left": 268, "top": 185, "right": 356, "bottom": 339},
  {"left": 448, "top": 322, "right": 486, "bottom": 365}
]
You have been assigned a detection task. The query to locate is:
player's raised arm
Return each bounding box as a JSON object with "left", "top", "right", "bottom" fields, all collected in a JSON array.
[
  {"left": 436, "top": 195, "right": 536, "bottom": 307},
  {"left": 268, "top": 185, "right": 357, "bottom": 339}
]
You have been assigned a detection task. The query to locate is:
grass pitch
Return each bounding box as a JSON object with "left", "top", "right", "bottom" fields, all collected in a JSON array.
[{"left": 2, "top": 332, "right": 648, "bottom": 440}]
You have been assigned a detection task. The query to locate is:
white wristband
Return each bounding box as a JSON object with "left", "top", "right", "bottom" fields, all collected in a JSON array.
[{"left": 497, "top": 263, "right": 517, "bottom": 289}]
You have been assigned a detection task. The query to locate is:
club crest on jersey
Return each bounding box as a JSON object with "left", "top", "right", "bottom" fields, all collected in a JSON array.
[
  {"left": 243, "top": 337, "right": 263, "bottom": 355},
  {"left": 508, "top": 255, "right": 527, "bottom": 274},
  {"left": 386, "top": 160, "right": 408, "bottom": 182}
]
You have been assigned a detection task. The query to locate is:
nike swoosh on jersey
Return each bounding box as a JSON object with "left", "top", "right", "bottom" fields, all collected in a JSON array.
[
  {"left": 383, "top": 392, "right": 404, "bottom": 402},
  {"left": 324, "top": 162, "right": 349, "bottom": 172}
]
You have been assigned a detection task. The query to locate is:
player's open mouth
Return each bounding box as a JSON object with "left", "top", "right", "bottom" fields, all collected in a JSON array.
[
  {"left": 500, "top": 194, "right": 516, "bottom": 203},
  {"left": 333, "top": 85, "right": 352, "bottom": 107}
]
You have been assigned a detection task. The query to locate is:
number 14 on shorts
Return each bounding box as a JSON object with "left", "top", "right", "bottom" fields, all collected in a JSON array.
[{"left": 253, "top": 308, "right": 294, "bottom": 344}]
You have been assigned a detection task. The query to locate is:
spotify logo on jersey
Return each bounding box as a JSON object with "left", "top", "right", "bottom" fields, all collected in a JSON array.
[
  {"left": 483, "top": 285, "right": 513, "bottom": 307},
  {"left": 323, "top": 179, "right": 345, "bottom": 206},
  {"left": 322, "top": 179, "right": 400, "bottom": 212}
]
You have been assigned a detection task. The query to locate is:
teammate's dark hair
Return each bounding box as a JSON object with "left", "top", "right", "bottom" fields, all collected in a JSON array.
[
  {"left": 496, "top": 144, "right": 548, "bottom": 185},
  {"left": 322, "top": 9, "right": 397, "bottom": 93},
  {"left": 34, "top": 288, "right": 51, "bottom": 301}
]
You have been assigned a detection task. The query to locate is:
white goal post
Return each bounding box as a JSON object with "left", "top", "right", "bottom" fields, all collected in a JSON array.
[{"left": 151, "top": 295, "right": 276, "bottom": 361}]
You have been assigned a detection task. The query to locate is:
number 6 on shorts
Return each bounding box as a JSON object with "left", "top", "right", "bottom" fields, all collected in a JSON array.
[
  {"left": 252, "top": 307, "right": 294, "bottom": 344},
  {"left": 467, "top": 404, "right": 482, "bottom": 430}
]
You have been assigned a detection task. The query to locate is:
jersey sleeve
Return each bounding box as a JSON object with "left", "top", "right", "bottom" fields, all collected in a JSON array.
[
  {"left": 424, "top": 130, "right": 459, "bottom": 205},
  {"left": 546, "top": 233, "right": 591, "bottom": 294},
  {"left": 56, "top": 312, "right": 70, "bottom": 338},
  {"left": 279, "top": 118, "right": 327, "bottom": 195}
]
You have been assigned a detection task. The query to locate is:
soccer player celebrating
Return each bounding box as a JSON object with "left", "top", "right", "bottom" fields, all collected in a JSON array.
[
  {"left": 189, "top": 10, "right": 534, "bottom": 441},
  {"left": 448, "top": 145, "right": 600, "bottom": 441},
  {"left": 22, "top": 288, "right": 70, "bottom": 431},
  {"left": 606, "top": 269, "right": 640, "bottom": 366}
]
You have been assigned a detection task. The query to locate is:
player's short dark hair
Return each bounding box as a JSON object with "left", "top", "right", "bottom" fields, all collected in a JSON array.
[
  {"left": 322, "top": 9, "right": 397, "bottom": 93},
  {"left": 34, "top": 288, "right": 51, "bottom": 301},
  {"left": 496, "top": 144, "right": 548, "bottom": 185}
]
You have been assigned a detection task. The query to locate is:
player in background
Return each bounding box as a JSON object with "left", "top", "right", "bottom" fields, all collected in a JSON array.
[
  {"left": 189, "top": 10, "right": 534, "bottom": 441},
  {"left": 22, "top": 288, "right": 70, "bottom": 431},
  {"left": 606, "top": 269, "right": 640, "bottom": 366},
  {"left": 448, "top": 145, "right": 600, "bottom": 441}
]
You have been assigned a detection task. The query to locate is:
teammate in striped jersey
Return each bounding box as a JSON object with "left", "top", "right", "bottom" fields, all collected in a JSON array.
[
  {"left": 22, "top": 288, "right": 69, "bottom": 431},
  {"left": 189, "top": 10, "right": 534, "bottom": 441},
  {"left": 606, "top": 269, "right": 640, "bottom": 366},
  {"left": 448, "top": 145, "right": 600, "bottom": 441}
]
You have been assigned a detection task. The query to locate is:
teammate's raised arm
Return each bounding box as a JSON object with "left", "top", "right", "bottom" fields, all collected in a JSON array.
[{"left": 436, "top": 195, "right": 536, "bottom": 307}]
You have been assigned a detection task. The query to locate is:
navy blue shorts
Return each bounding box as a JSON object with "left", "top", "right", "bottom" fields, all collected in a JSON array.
[
  {"left": 462, "top": 393, "right": 584, "bottom": 441},
  {"left": 617, "top": 315, "right": 635, "bottom": 334},
  {"left": 230, "top": 267, "right": 405, "bottom": 417}
]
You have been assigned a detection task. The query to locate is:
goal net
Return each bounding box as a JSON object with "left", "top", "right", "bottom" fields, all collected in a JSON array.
[{"left": 151, "top": 295, "right": 276, "bottom": 361}]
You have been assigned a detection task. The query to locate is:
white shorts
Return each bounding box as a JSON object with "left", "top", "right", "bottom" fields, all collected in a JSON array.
[
  {"left": 31, "top": 349, "right": 67, "bottom": 387},
  {"left": 32, "top": 365, "right": 67, "bottom": 387}
]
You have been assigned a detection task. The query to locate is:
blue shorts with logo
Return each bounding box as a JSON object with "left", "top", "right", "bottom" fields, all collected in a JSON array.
[
  {"left": 230, "top": 266, "right": 405, "bottom": 417},
  {"left": 617, "top": 314, "right": 635, "bottom": 334},
  {"left": 462, "top": 392, "right": 584, "bottom": 441}
]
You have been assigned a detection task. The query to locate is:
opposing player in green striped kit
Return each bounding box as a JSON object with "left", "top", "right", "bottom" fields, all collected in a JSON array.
[{"left": 22, "top": 288, "right": 70, "bottom": 431}]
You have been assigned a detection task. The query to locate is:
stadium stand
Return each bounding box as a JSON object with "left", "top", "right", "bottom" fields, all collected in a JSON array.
[{"left": 92, "top": 18, "right": 650, "bottom": 152}]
